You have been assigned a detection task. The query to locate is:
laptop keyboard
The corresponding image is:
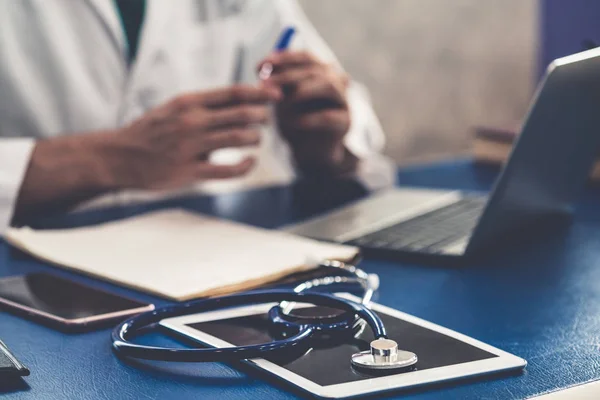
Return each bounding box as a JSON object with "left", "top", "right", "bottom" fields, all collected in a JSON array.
[{"left": 348, "top": 196, "right": 487, "bottom": 254}]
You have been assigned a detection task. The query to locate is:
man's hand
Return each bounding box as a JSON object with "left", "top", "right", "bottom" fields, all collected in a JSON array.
[
  {"left": 258, "top": 51, "right": 357, "bottom": 176},
  {"left": 113, "top": 85, "right": 281, "bottom": 190},
  {"left": 14, "top": 85, "right": 281, "bottom": 222}
]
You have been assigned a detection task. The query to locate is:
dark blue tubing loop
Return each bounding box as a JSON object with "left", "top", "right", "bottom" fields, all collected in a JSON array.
[{"left": 112, "top": 290, "right": 387, "bottom": 362}]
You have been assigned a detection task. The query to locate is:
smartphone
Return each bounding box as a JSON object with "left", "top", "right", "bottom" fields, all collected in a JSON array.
[{"left": 0, "top": 272, "right": 154, "bottom": 332}]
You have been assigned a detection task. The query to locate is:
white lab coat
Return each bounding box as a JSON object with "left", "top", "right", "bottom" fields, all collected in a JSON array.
[{"left": 0, "top": 0, "right": 395, "bottom": 233}]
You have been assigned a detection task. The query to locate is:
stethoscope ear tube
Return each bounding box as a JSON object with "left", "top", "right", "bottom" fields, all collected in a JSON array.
[{"left": 111, "top": 290, "right": 387, "bottom": 363}]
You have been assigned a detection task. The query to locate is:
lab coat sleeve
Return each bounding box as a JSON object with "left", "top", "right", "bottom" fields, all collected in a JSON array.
[
  {"left": 272, "top": 0, "right": 397, "bottom": 191},
  {"left": 0, "top": 138, "right": 35, "bottom": 234}
]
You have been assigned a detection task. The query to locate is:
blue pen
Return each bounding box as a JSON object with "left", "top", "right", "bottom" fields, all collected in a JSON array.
[{"left": 259, "top": 26, "right": 296, "bottom": 80}]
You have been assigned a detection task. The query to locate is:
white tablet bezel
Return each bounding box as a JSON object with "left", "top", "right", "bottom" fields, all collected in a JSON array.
[{"left": 160, "top": 294, "right": 526, "bottom": 399}]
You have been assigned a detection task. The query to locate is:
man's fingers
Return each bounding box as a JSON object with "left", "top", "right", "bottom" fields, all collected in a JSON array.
[
  {"left": 199, "top": 128, "right": 261, "bottom": 153},
  {"left": 260, "top": 51, "right": 321, "bottom": 69},
  {"left": 196, "top": 157, "right": 256, "bottom": 180},
  {"left": 287, "top": 76, "right": 347, "bottom": 106},
  {"left": 204, "top": 85, "right": 282, "bottom": 108},
  {"left": 295, "top": 109, "right": 351, "bottom": 135},
  {"left": 265, "top": 66, "right": 322, "bottom": 87},
  {"left": 206, "top": 104, "right": 271, "bottom": 129},
  {"left": 169, "top": 85, "right": 281, "bottom": 110}
]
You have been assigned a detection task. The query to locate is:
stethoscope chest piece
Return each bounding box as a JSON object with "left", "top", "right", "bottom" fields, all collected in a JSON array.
[{"left": 351, "top": 339, "right": 418, "bottom": 371}]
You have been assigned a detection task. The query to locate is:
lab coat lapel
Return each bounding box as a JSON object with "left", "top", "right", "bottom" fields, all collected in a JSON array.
[
  {"left": 111, "top": 1, "right": 178, "bottom": 122},
  {"left": 83, "top": 0, "right": 127, "bottom": 60},
  {"left": 134, "top": 0, "right": 173, "bottom": 69}
]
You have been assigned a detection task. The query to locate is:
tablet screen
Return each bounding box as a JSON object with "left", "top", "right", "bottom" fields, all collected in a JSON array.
[{"left": 187, "top": 307, "right": 498, "bottom": 386}]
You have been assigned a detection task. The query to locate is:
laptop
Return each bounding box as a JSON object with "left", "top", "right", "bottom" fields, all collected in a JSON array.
[{"left": 284, "top": 48, "right": 600, "bottom": 260}]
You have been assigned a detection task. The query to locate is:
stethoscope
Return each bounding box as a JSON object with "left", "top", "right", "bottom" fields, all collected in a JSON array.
[{"left": 112, "top": 260, "right": 418, "bottom": 373}]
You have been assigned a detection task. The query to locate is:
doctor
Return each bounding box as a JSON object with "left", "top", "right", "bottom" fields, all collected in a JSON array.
[{"left": 0, "top": 0, "right": 394, "bottom": 232}]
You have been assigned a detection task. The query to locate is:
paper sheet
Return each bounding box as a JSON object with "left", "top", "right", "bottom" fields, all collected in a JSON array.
[{"left": 3, "top": 210, "right": 359, "bottom": 301}]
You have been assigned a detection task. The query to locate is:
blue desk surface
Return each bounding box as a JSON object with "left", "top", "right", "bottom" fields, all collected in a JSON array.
[{"left": 2, "top": 159, "right": 600, "bottom": 400}]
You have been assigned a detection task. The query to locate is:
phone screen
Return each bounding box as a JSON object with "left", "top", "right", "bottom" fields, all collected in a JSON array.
[{"left": 0, "top": 273, "right": 151, "bottom": 321}]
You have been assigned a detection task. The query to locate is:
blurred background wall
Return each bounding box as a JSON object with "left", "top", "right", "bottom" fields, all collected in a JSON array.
[{"left": 299, "top": 0, "right": 538, "bottom": 165}]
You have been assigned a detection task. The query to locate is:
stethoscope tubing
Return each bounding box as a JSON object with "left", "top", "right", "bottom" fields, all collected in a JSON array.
[{"left": 112, "top": 289, "right": 387, "bottom": 362}]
